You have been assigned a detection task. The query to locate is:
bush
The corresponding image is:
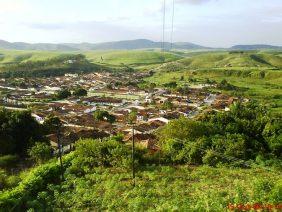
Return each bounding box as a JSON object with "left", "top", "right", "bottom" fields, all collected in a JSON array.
[
  {"left": 0, "top": 108, "right": 44, "bottom": 156},
  {"left": 0, "top": 168, "right": 8, "bottom": 189},
  {"left": 70, "top": 138, "right": 131, "bottom": 174},
  {"left": 93, "top": 110, "right": 116, "bottom": 123},
  {"left": 162, "top": 139, "right": 186, "bottom": 163},
  {"left": 28, "top": 142, "right": 52, "bottom": 164},
  {"left": 0, "top": 162, "right": 61, "bottom": 210},
  {"left": 0, "top": 155, "right": 19, "bottom": 169},
  {"left": 202, "top": 150, "right": 222, "bottom": 167},
  {"left": 55, "top": 89, "right": 71, "bottom": 99},
  {"left": 73, "top": 87, "right": 87, "bottom": 97},
  {"left": 158, "top": 117, "right": 209, "bottom": 142}
]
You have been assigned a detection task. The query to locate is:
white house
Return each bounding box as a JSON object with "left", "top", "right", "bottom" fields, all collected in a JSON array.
[{"left": 32, "top": 113, "right": 44, "bottom": 124}]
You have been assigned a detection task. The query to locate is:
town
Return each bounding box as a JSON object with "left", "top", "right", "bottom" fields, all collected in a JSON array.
[{"left": 0, "top": 70, "right": 242, "bottom": 152}]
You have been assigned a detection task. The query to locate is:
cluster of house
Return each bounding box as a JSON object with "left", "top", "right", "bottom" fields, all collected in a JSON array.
[{"left": 0, "top": 71, "right": 244, "bottom": 152}]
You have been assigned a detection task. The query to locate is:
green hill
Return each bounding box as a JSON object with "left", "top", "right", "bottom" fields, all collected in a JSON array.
[
  {"left": 84, "top": 50, "right": 181, "bottom": 65},
  {"left": 145, "top": 51, "right": 282, "bottom": 114},
  {"left": 0, "top": 50, "right": 181, "bottom": 67},
  {"left": 177, "top": 51, "right": 282, "bottom": 69}
]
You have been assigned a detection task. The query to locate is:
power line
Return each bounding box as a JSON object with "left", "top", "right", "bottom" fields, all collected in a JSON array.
[
  {"left": 162, "top": 0, "right": 166, "bottom": 52},
  {"left": 170, "top": 0, "right": 175, "bottom": 50}
]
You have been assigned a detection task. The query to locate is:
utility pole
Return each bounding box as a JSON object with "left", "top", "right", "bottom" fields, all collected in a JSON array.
[
  {"left": 56, "top": 125, "right": 64, "bottom": 181},
  {"left": 132, "top": 124, "right": 135, "bottom": 186}
]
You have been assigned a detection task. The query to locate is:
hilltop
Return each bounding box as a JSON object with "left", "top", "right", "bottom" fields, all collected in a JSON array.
[{"left": 231, "top": 44, "right": 282, "bottom": 50}]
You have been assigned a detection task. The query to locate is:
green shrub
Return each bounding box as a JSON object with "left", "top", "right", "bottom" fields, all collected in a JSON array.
[
  {"left": 28, "top": 142, "right": 52, "bottom": 164},
  {"left": 202, "top": 150, "right": 222, "bottom": 167},
  {"left": 0, "top": 168, "right": 8, "bottom": 189},
  {"left": 0, "top": 162, "right": 61, "bottom": 210},
  {"left": 0, "top": 155, "right": 19, "bottom": 169},
  {"left": 70, "top": 138, "right": 131, "bottom": 174}
]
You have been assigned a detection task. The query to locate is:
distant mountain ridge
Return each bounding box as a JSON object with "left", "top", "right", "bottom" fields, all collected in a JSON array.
[
  {"left": 231, "top": 44, "right": 282, "bottom": 50},
  {"left": 0, "top": 40, "right": 77, "bottom": 51},
  {"left": 0, "top": 39, "right": 281, "bottom": 51}
]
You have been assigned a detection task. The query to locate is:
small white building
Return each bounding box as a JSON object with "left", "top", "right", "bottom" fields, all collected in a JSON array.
[{"left": 32, "top": 113, "right": 44, "bottom": 124}]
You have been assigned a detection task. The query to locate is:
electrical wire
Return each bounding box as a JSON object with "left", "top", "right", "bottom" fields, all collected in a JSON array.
[
  {"left": 170, "top": 0, "right": 175, "bottom": 50},
  {"left": 162, "top": 0, "right": 166, "bottom": 52}
]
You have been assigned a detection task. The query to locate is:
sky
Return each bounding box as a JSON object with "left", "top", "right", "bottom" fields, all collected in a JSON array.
[{"left": 0, "top": 0, "right": 281, "bottom": 47}]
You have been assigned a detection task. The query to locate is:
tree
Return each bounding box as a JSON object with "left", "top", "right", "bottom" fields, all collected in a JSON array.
[
  {"left": 28, "top": 142, "right": 52, "bottom": 164},
  {"left": 43, "top": 115, "right": 62, "bottom": 134},
  {"left": 218, "top": 79, "right": 237, "bottom": 90},
  {"left": 149, "top": 83, "right": 156, "bottom": 92},
  {"left": 73, "top": 87, "right": 87, "bottom": 97},
  {"left": 259, "top": 71, "right": 266, "bottom": 79},
  {"left": 161, "top": 100, "right": 174, "bottom": 110},
  {"left": 93, "top": 110, "right": 116, "bottom": 123},
  {"left": 127, "top": 110, "right": 137, "bottom": 124},
  {"left": 0, "top": 108, "right": 43, "bottom": 156},
  {"left": 71, "top": 138, "right": 131, "bottom": 173},
  {"left": 177, "top": 85, "right": 190, "bottom": 95},
  {"left": 106, "top": 83, "right": 113, "bottom": 90},
  {"left": 55, "top": 89, "right": 71, "bottom": 99},
  {"left": 158, "top": 117, "right": 208, "bottom": 142},
  {"left": 163, "top": 81, "right": 177, "bottom": 89}
]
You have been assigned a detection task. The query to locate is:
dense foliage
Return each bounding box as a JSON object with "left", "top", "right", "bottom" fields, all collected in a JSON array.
[
  {"left": 0, "top": 108, "right": 45, "bottom": 156},
  {"left": 158, "top": 102, "right": 282, "bottom": 167},
  {"left": 0, "top": 139, "right": 281, "bottom": 210},
  {"left": 93, "top": 110, "right": 116, "bottom": 123},
  {"left": 73, "top": 87, "right": 87, "bottom": 97},
  {"left": 28, "top": 142, "right": 52, "bottom": 164},
  {"left": 55, "top": 88, "right": 71, "bottom": 100},
  {"left": 0, "top": 114, "right": 281, "bottom": 210}
]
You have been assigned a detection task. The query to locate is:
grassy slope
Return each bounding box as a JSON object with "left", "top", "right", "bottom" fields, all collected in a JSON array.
[
  {"left": 1, "top": 162, "right": 281, "bottom": 211},
  {"left": 58, "top": 166, "right": 281, "bottom": 210},
  {"left": 18, "top": 165, "right": 282, "bottom": 210},
  {"left": 0, "top": 49, "right": 181, "bottom": 67},
  {"left": 84, "top": 50, "right": 181, "bottom": 65},
  {"left": 0, "top": 49, "right": 64, "bottom": 64},
  {"left": 145, "top": 51, "right": 282, "bottom": 113}
]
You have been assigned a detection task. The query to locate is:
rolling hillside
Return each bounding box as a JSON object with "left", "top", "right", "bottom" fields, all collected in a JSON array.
[
  {"left": 84, "top": 50, "right": 181, "bottom": 65},
  {"left": 145, "top": 51, "right": 282, "bottom": 113},
  {"left": 170, "top": 51, "right": 282, "bottom": 69},
  {"left": 0, "top": 49, "right": 182, "bottom": 66}
]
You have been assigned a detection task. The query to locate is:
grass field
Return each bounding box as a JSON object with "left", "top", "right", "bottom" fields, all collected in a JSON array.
[
  {"left": 49, "top": 165, "right": 282, "bottom": 211},
  {"left": 0, "top": 49, "right": 181, "bottom": 67},
  {"left": 84, "top": 50, "right": 181, "bottom": 65}
]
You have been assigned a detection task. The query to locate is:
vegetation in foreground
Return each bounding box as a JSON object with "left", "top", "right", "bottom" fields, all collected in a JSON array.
[
  {"left": 0, "top": 102, "right": 281, "bottom": 210},
  {"left": 1, "top": 157, "right": 281, "bottom": 211}
]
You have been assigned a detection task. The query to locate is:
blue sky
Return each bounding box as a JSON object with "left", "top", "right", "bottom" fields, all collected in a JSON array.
[{"left": 0, "top": 0, "right": 281, "bottom": 47}]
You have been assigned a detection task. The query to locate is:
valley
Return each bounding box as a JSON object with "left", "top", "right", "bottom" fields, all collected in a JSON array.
[{"left": 0, "top": 48, "right": 281, "bottom": 211}]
